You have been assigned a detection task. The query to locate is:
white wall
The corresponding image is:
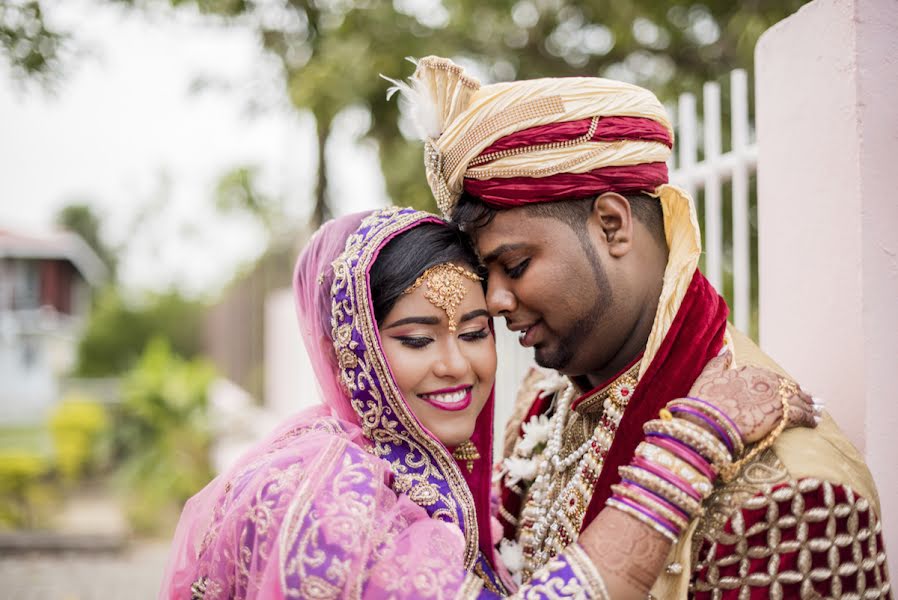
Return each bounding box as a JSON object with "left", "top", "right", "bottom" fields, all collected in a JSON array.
[{"left": 756, "top": 0, "right": 898, "bottom": 578}]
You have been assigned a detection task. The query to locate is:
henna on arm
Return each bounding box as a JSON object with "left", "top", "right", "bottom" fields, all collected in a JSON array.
[{"left": 578, "top": 507, "right": 672, "bottom": 599}]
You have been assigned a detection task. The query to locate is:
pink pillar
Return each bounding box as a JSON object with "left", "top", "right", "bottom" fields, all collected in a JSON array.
[{"left": 756, "top": 0, "right": 898, "bottom": 578}]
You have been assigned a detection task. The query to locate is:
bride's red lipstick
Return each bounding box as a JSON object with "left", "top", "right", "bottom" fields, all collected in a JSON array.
[{"left": 417, "top": 385, "right": 473, "bottom": 412}]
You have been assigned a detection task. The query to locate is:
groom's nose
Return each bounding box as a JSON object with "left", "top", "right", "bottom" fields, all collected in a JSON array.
[{"left": 486, "top": 281, "right": 517, "bottom": 317}]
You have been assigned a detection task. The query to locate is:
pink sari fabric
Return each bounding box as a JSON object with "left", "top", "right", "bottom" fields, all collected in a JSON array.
[{"left": 160, "top": 208, "right": 502, "bottom": 599}]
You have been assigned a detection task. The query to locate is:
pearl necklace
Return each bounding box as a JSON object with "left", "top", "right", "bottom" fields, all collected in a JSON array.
[{"left": 518, "top": 373, "right": 635, "bottom": 578}]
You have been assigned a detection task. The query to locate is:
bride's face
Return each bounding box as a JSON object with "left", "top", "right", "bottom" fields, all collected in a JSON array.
[{"left": 379, "top": 271, "right": 496, "bottom": 449}]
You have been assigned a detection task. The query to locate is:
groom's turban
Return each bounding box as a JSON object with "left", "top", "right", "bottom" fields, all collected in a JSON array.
[{"left": 393, "top": 56, "right": 674, "bottom": 218}]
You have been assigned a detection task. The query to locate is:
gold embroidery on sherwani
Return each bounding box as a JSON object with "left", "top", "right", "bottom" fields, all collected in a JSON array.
[{"left": 692, "top": 478, "right": 890, "bottom": 600}]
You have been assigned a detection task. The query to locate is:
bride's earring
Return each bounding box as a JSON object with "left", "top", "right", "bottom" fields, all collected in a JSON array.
[{"left": 452, "top": 440, "right": 481, "bottom": 473}]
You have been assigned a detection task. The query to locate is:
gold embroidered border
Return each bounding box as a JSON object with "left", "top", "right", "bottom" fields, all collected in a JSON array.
[
  {"left": 443, "top": 96, "right": 566, "bottom": 182},
  {"left": 456, "top": 572, "right": 484, "bottom": 598},
  {"left": 332, "top": 207, "right": 480, "bottom": 569},
  {"left": 565, "top": 543, "right": 612, "bottom": 600},
  {"left": 277, "top": 438, "right": 347, "bottom": 594}
]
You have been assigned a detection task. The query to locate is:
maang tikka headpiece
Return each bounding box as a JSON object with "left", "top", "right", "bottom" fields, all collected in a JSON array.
[{"left": 403, "top": 263, "right": 482, "bottom": 332}]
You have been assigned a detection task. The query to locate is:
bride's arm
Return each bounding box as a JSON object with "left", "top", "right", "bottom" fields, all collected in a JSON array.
[{"left": 506, "top": 354, "right": 818, "bottom": 600}]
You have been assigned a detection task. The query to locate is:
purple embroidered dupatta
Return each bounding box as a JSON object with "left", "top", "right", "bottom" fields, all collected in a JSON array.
[{"left": 159, "top": 208, "right": 501, "bottom": 599}]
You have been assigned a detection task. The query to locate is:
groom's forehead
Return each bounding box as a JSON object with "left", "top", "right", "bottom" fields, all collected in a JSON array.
[{"left": 472, "top": 211, "right": 569, "bottom": 262}]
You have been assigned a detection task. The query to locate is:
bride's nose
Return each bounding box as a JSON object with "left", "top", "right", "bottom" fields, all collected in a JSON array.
[{"left": 433, "top": 338, "right": 468, "bottom": 379}]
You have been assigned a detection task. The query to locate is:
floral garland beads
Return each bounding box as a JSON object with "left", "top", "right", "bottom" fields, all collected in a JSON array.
[{"left": 504, "top": 367, "right": 637, "bottom": 582}]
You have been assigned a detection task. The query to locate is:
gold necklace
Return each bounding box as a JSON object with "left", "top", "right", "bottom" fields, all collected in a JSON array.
[{"left": 517, "top": 368, "right": 638, "bottom": 579}]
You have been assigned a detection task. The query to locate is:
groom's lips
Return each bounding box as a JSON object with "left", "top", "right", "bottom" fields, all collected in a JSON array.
[{"left": 512, "top": 320, "right": 542, "bottom": 348}]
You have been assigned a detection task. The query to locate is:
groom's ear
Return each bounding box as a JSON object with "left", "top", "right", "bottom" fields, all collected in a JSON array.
[{"left": 590, "top": 192, "right": 634, "bottom": 258}]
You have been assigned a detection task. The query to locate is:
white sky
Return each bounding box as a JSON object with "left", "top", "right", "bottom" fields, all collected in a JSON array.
[{"left": 0, "top": 0, "right": 387, "bottom": 298}]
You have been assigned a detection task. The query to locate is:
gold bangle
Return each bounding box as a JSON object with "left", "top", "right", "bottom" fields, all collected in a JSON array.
[
  {"left": 618, "top": 465, "right": 702, "bottom": 518},
  {"left": 611, "top": 483, "right": 689, "bottom": 530},
  {"left": 643, "top": 418, "right": 732, "bottom": 472},
  {"left": 668, "top": 398, "right": 745, "bottom": 457},
  {"left": 606, "top": 498, "right": 679, "bottom": 542},
  {"left": 635, "top": 442, "right": 713, "bottom": 498},
  {"left": 719, "top": 377, "right": 794, "bottom": 483}
]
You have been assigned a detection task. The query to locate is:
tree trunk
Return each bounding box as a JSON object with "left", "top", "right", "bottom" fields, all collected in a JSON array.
[{"left": 312, "top": 117, "right": 332, "bottom": 229}]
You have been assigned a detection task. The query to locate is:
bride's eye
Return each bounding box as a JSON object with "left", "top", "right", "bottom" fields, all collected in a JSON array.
[
  {"left": 459, "top": 329, "right": 490, "bottom": 342},
  {"left": 394, "top": 336, "right": 433, "bottom": 349}
]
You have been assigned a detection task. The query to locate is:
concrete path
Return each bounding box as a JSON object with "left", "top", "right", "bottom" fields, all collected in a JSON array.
[{"left": 0, "top": 540, "right": 170, "bottom": 600}]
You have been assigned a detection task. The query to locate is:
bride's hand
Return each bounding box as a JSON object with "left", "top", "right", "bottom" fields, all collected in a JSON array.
[{"left": 686, "top": 352, "right": 819, "bottom": 444}]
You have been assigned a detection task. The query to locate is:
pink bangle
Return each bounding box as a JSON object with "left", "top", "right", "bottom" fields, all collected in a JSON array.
[
  {"left": 618, "top": 481, "right": 690, "bottom": 521},
  {"left": 610, "top": 495, "right": 680, "bottom": 536},
  {"left": 648, "top": 436, "right": 717, "bottom": 481},
  {"left": 632, "top": 456, "right": 702, "bottom": 502}
]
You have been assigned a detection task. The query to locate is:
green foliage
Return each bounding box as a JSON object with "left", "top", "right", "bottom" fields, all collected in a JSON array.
[
  {"left": 75, "top": 287, "right": 206, "bottom": 376},
  {"left": 115, "top": 338, "right": 215, "bottom": 534},
  {"left": 0, "top": 450, "right": 53, "bottom": 529},
  {"left": 48, "top": 395, "right": 110, "bottom": 482},
  {"left": 55, "top": 203, "right": 118, "bottom": 280},
  {"left": 0, "top": 1, "right": 67, "bottom": 85}
]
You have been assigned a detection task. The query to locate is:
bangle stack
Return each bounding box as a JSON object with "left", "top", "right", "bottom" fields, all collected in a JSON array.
[{"left": 607, "top": 396, "right": 748, "bottom": 543}]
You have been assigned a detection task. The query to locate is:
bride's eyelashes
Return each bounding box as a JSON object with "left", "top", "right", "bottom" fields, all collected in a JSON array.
[
  {"left": 394, "top": 335, "right": 433, "bottom": 349},
  {"left": 392, "top": 328, "right": 490, "bottom": 349},
  {"left": 459, "top": 328, "right": 490, "bottom": 342}
]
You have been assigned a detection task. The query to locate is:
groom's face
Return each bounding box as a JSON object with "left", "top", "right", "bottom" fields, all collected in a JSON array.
[{"left": 473, "top": 207, "right": 617, "bottom": 376}]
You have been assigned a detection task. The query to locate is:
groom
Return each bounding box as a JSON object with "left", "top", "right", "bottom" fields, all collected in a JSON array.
[{"left": 410, "top": 56, "right": 891, "bottom": 598}]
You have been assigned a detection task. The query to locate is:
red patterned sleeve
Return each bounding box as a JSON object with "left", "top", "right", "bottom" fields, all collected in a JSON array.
[{"left": 693, "top": 478, "right": 892, "bottom": 599}]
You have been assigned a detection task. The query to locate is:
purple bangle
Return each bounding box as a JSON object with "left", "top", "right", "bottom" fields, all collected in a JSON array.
[
  {"left": 618, "top": 481, "right": 690, "bottom": 520},
  {"left": 647, "top": 436, "right": 717, "bottom": 481},
  {"left": 631, "top": 456, "right": 703, "bottom": 501},
  {"left": 687, "top": 396, "right": 743, "bottom": 440},
  {"left": 621, "top": 477, "right": 691, "bottom": 515},
  {"left": 669, "top": 405, "right": 735, "bottom": 454},
  {"left": 611, "top": 495, "right": 680, "bottom": 535}
]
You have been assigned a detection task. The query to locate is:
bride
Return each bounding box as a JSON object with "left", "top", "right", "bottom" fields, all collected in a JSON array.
[{"left": 160, "top": 206, "right": 816, "bottom": 599}]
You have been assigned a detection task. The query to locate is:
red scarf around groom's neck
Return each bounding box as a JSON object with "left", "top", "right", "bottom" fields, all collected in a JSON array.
[{"left": 581, "top": 269, "right": 728, "bottom": 527}]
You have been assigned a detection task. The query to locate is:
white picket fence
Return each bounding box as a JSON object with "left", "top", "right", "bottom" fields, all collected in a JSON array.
[
  {"left": 491, "top": 69, "right": 759, "bottom": 455},
  {"left": 669, "top": 69, "right": 758, "bottom": 333}
]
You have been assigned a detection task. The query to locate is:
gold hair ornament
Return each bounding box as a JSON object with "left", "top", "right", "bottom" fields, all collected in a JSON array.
[{"left": 403, "top": 263, "right": 482, "bottom": 332}]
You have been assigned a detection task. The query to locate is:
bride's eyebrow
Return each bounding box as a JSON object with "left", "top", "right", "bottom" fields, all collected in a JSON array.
[
  {"left": 382, "top": 315, "right": 440, "bottom": 329},
  {"left": 459, "top": 309, "right": 490, "bottom": 324}
]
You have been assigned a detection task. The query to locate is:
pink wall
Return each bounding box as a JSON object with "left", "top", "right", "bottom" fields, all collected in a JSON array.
[{"left": 756, "top": 0, "right": 898, "bottom": 579}]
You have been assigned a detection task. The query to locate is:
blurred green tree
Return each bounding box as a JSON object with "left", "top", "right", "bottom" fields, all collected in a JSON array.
[
  {"left": 4, "top": 0, "right": 807, "bottom": 215},
  {"left": 75, "top": 287, "right": 206, "bottom": 376}
]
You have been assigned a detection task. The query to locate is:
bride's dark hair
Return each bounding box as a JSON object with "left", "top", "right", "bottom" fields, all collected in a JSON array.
[{"left": 370, "top": 222, "right": 484, "bottom": 325}]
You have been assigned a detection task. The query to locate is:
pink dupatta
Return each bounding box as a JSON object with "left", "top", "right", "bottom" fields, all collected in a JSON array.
[{"left": 159, "top": 208, "right": 502, "bottom": 599}]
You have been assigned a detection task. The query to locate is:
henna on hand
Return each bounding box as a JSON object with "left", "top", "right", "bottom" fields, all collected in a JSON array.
[
  {"left": 579, "top": 507, "right": 671, "bottom": 595},
  {"left": 688, "top": 353, "right": 816, "bottom": 444}
]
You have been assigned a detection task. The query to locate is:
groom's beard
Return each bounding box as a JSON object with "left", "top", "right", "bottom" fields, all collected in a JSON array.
[{"left": 534, "top": 237, "right": 610, "bottom": 372}]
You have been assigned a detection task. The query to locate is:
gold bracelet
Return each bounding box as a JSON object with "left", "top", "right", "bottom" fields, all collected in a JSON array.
[
  {"left": 719, "top": 377, "right": 794, "bottom": 483},
  {"left": 635, "top": 442, "right": 713, "bottom": 498}
]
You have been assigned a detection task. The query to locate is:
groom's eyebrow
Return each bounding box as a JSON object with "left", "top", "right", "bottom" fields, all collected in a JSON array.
[
  {"left": 383, "top": 315, "right": 440, "bottom": 329},
  {"left": 481, "top": 242, "right": 528, "bottom": 265}
]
